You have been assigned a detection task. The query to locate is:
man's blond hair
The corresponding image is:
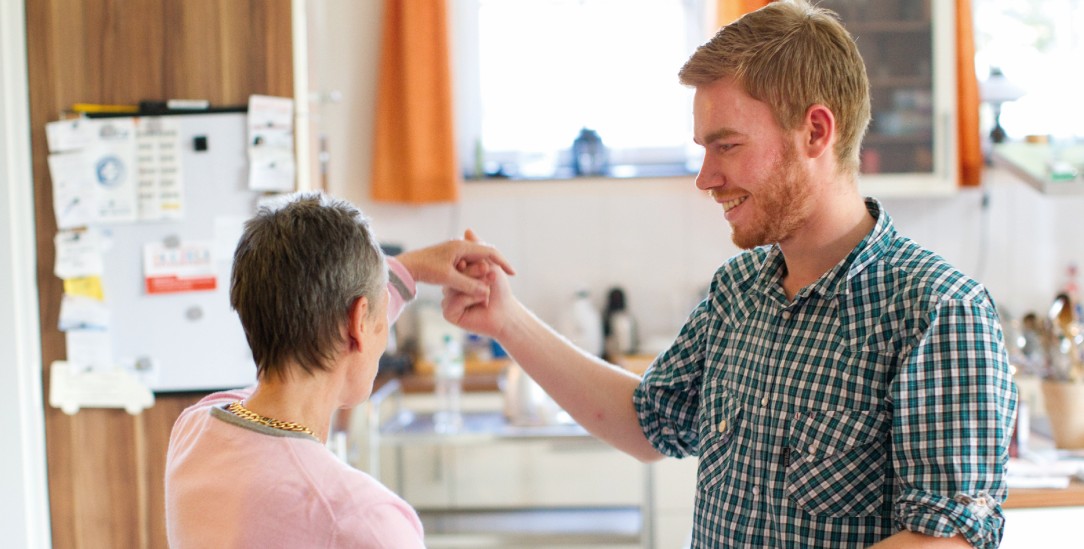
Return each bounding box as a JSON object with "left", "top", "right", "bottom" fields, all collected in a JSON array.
[{"left": 679, "top": 0, "right": 870, "bottom": 176}]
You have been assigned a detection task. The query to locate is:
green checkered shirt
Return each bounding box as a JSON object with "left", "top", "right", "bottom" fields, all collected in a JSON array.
[{"left": 634, "top": 198, "right": 1017, "bottom": 548}]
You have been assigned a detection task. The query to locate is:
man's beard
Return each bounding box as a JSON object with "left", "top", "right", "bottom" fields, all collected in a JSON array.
[{"left": 730, "top": 141, "right": 813, "bottom": 250}]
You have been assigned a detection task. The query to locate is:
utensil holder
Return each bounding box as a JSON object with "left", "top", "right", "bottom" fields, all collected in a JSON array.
[{"left": 1041, "top": 380, "right": 1084, "bottom": 449}]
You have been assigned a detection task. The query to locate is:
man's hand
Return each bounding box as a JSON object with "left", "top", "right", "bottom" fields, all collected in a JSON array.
[
  {"left": 394, "top": 231, "right": 514, "bottom": 299},
  {"left": 441, "top": 230, "right": 519, "bottom": 340}
]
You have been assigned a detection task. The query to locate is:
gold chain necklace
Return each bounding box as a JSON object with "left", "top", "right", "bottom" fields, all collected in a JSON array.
[{"left": 225, "top": 401, "right": 314, "bottom": 436}]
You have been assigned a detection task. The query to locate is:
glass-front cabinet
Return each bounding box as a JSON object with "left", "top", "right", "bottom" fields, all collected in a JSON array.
[{"left": 818, "top": 0, "right": 957, "bottom": 195}]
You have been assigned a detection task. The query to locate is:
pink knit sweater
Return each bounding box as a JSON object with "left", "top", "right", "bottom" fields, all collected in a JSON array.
[{"left": 165, "top": 258, "right": 425, "bottom": 548}]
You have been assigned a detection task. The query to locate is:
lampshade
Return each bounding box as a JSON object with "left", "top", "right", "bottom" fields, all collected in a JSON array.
[{"left": 980, "top": 67, "right": 1026, "bottom": 104}]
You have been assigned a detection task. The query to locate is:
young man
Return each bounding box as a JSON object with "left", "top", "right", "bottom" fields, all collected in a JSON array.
[
  {"left": 443, "top": 2, "right": 1017, "bottom": 548},
  {"left": 166, "top": 192, "right": 512, "bottom": 548}
]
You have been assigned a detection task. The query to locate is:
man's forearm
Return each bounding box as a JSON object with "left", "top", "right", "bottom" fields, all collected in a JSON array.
[
  {"left": 867, "top": 531, "right": 971, "bottom": 548},
  {"left": 498, "top": 301, "right": 664, "bottom": 462}
]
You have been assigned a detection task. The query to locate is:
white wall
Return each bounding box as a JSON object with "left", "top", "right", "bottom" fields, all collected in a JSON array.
[
  {"left": 1, "top": 1, "right": 52, "bottom": 547},
  {"left": 314, "top": 1, "right": 1075, "bottom": 343}
]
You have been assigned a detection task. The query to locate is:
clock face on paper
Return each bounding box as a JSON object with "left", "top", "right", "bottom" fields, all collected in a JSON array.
[{"left": 96, "top": 155, "right": 126, "bottom": 188}]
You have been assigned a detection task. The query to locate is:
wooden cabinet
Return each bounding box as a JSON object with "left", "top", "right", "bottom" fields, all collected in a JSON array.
[
  {"left": 817, "top": 0, "right": 957, "bottom": 195},
  {"left": 24, "top": 1, "right": 293, "bottom": 547}
]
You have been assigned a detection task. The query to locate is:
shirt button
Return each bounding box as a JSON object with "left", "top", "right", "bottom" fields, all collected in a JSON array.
[
  {"left": 752, "top": 485, "right": 760, "bottom": 496},
  {"left": 717, "top": 419, "right": 727, "bottom": 433},
  {"left": 761, "top": 396, "right": 769, "bottom": 407},
  {"left": 781, "top": 310, "right": 791, "bottom": 320}
]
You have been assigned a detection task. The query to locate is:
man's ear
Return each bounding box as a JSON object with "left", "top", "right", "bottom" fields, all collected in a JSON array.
[
  {"left": 802, "top": 104, "right": 835, "bottom": 160},
  {"left": 347, "top": 296, "right": 370, "bottom": 352}
]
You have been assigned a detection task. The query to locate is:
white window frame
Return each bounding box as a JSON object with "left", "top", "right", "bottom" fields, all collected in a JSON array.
[{"left": 450, "top": 0, "right": 711, "bottom": 180}]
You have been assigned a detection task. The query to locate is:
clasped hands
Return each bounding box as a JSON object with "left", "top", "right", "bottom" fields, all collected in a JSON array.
[
  {"left": 444, "top": 229, "right": 516, "bottom": 340},
  {"left": 393, "top": 229, "right": 514, "bottom": 339}
]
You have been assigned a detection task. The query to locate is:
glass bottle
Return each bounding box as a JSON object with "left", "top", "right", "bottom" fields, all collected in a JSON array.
[{"left": 433, "top": 334, "right": 465, "bottom": 433}]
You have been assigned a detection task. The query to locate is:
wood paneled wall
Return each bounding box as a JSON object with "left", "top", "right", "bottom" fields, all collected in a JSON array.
[{"left": 24, "top": 1, "right": 293, "bottom": 547}]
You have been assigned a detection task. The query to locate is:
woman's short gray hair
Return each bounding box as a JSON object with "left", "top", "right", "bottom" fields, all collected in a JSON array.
[{"left": 230, "top": 192, "right": 387, "bottom": 381}]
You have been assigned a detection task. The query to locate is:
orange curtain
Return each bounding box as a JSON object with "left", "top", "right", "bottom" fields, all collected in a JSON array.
[
  {"left": 955, "top": 0, "right": 982, "bottom": 187},
  {"left": 371, "top": 0, "right": 459, "bottom": 203},
  {"left": 716, "top": 0, "right": 769, "bottom": 27},
  {"left": 716, "top": 0, "right": 983, "bottom": 187}
]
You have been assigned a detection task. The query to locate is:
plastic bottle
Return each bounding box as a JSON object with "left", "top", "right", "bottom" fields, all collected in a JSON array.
[
  {"left": 559, "top": 289, "right": 603, "bottom": 357},
  {"left": 433, "top": 334, "right": 465, "bottom": 433}
]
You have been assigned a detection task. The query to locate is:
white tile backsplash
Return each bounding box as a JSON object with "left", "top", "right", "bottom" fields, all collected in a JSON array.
[{"left": 346, "top": 168, "right": 1074, "bottom": 345}]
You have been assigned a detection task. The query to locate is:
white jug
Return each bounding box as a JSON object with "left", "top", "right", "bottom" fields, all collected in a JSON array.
[{"left": 500, "top": 362, "right": 562, "bottom": 426}]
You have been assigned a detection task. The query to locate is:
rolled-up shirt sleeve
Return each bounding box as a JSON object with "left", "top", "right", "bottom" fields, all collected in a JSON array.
[
  {"left": 633, "top": 297, "right": 711, "bottom": 458},
  {"left": 385, "top": 256, "right": 416, "bottom": 324},
  {"left": 891, "top": 297, "right": 1017, "bottom": 549}
]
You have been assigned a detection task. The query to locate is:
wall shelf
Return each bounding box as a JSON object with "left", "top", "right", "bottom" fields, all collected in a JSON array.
[{"left": 992, "top": 142, "right": 1084, "bottom": 195}]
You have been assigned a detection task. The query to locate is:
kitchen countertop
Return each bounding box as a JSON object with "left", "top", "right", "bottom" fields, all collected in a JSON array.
[
  {"left": 379, "top": 371, "right": 502, "bottom": 393},
  {"left": 374, "top": 369, "right": 1084, "bottom": 510},
  {"left": 378, "top": 353, "right": 657, "bottom": 394},
  {"left": 1006, "top": 481, "right": 1084, "bottom": 509}
]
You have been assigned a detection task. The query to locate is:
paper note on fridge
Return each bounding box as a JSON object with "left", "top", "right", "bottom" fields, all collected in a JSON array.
[
  {"left": 142, "top": 240, "right": 217, "bottom": 295},
  {"left": 246, "top": 94, "right": 295, "bottom": 192},
  {"left": 64, "top": 276, "right": 105, "bottom": 301},
  {"left": 46, "top": 118, "right": 98, "bottom": 153},
  {"left": 58, "top": 294, "right": 111, "bottom": 332},
  {"left": 48, "top": 152, "right": 98, "bottom": 230},
  {"left": 134, "top": 116, "right": 185, "bottom": 221},
  {"left": 65, "top": 329, "right": 114, "bottom": 372},
  {"left": 89, "top": 118, "right": 139, "bottom": 224},
  {"left": 54, "top": 229, "right": 105, "bottom": 279}
]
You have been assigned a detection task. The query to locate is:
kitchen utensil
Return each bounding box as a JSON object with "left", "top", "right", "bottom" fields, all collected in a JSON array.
[{"left": 1048, "top": 293, "right": 1084, "bottom": 382}]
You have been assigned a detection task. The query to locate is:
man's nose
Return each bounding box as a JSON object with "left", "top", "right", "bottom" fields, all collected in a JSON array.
[{"left": 694, "top": 157, "right": 719, "bottom": 191}]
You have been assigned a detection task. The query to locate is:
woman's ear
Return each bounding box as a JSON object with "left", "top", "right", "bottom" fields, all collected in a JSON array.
[
  {"left": 803, "top": 104, "right": 835, "bottom": 160},
  {"left": 347, "top": 296, "right": 370, "bottom": 352}
]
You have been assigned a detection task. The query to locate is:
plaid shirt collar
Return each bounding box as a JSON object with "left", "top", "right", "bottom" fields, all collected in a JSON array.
[{"left": 745, "top": 197, "right": 893, "bottom": 302}]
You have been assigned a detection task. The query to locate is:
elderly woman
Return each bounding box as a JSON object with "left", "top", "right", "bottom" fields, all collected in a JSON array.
[{"left": 165, "top": 192, "right": 511, "bottom": 548}]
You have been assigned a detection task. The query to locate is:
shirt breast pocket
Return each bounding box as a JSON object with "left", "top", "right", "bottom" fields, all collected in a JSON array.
[
  {"left": 698, "top": 382, "right": 742, "bottom": 493},
  {"left": 785, "top": 408, "right": 890, "bottom": 517}
]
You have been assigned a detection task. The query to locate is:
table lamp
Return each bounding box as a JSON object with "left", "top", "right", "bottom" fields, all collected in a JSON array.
[{"left": 980, "top": 66, "right": 1026, "bottom": 144}]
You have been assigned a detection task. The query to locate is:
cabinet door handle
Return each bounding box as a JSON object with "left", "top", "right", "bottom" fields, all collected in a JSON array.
[{"left": 942, "top": 112, "right": 953, "bottom": 181}]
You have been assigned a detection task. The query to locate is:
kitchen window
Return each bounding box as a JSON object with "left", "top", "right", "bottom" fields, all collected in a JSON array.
[
  {"left": 451, "top": 0, "right": 709, "bottom": 181},
  {"left": 973, "top": 0, "right": 1084, "bottom": 141}
]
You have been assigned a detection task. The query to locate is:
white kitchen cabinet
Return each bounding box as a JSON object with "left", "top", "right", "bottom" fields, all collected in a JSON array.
[
  {"left": 451, "top": 439, "right": 643, "bottom": 508},
  {"left": 1002, "top": 507, "right": 1084, "bottom": 548},
  {"left": 816, "top": 0, "right": 958, "bottom": 196},
  {"left": 356, "top": 382, "right": 650, "bottom": 547},
  {"left": 395, "top": 434, "right": 701, "bottom": 548},
  {"left": 351, "top": 381, "right": 702, "bottom": 549},
  {"left": 651, "top": 457, "right": 698, "bottom": 549}
]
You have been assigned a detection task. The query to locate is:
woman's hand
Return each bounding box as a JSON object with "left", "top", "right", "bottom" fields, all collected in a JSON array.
[{"left": 394, "top": 230, "right": 515, "bottom": 298}]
